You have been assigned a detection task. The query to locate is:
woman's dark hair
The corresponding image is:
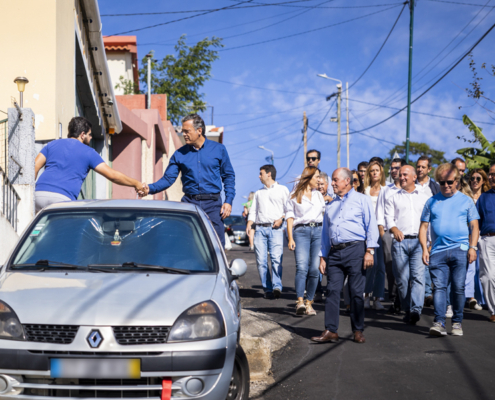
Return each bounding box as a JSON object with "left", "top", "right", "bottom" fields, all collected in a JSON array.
[
  {"left": 351, "top": 169, "right": 364, "bottom": 193},
  {"left": 68, "top": 117, "right": 92, "bottom": 139},
  {"left": 260, "top": 164, "right": 277, "bottom": 181},
  {"left": 291, "top": 167, "right": 319, "bottom": 204}
]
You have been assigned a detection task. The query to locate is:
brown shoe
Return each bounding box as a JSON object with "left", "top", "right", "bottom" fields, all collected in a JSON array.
[
  {"left": 311, "top": 330, "right": 339, "bottom": 343},
  {"left": 354, "top": 331, "right": 366, "bottom": 343},
  {"left": 490, "top": 315, "right": 495, "bottom": 323}
]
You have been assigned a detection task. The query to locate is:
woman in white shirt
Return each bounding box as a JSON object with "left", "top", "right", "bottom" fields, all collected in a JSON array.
[
  {"left": 286, "top": 167, "right": 325, "bottom": 316},
  {"left": 363, "top": 161, "right": 387, "bottom": 310}
]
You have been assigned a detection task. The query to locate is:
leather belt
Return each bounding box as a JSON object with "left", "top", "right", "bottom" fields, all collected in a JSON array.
[
  {"left": 257, "top": 223, "right": 273, "bottom": 227},
  {"left": 294, "top": 222, "right": 322, "bottom": 229},
  {"left": 331, "top": 240, "right": 362, "bottom": 251},
  {"left": 186, "top": 193, "right": 220, "bottom": 201},
  {"left": 403, "top": 235, "right": 418, "bottom": 240},
  {"left": 483, "top": 232, "right": 495, "bottom": 237}
]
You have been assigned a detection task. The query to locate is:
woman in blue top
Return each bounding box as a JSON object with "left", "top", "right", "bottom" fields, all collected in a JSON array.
[{"left": 34, "top": 117, "right": 144, "bottom": 212}]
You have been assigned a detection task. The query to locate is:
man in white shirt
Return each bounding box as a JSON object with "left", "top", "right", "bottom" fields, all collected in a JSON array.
[
  {"left": 415, "top": 155, "right": 440, "bottom": 307},
  {"left": 376, "top": 158, "right": 405, "bottom": 313},
  {"left": 385, "top": 165, "right": 430, "bottom": 325},
  {"left": 247, "top": 165, "right": 290, "bottom": 299}
]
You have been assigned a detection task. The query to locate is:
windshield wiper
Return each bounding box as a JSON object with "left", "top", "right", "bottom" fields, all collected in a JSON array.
[
  {"left": 87, "top": 262, "right": 190, "bottom": 274},
  {"left": 11, "top": 260, "right": 83, "bottom": 270}
]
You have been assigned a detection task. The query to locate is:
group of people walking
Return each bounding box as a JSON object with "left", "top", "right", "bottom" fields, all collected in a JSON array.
[{"left": 247, "top": 149, "right": 495, "bottom": 344}]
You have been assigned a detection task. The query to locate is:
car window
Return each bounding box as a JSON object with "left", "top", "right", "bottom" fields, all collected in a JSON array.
[
  {"left": 11, "top": 209, "right": 216, "bottom": 272},
  {"left": 224, "top": 216, "right": 245, "bottom": 225}
]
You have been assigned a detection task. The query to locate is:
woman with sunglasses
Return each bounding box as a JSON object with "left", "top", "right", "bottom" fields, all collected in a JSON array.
[
  {"left": 363, "top": 161, "right": 387, "bottom": 310},
  {"left": 465, "top": 169, "right": 490, "bottom": 311},
  {"left": 351, "top": 169, "right": 364, "bottom": 194},
  {"left": 286, "top": 167, "right": 325, "bottom": 316}
]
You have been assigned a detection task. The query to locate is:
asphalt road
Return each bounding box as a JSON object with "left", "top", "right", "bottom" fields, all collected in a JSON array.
[{"left": 226, "top": 244, "right": 495, "bottom": 400}]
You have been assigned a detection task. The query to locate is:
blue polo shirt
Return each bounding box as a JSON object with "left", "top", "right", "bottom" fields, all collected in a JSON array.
[
  {"left": 476, "top": 189, "right": 495, "bottom": 235},
  {"left": 36, "top": 139, "right": 104, "bottom": 200},
  {"left": 421, "top": 191, "right": 479, "bottom": 255}
]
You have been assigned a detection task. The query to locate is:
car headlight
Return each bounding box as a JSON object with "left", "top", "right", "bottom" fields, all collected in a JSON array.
[
  {"left": 0, "top": 301, "right": 25, "bottom": 341},
  {"left": 168, "top": 301, "right": 225, "bottom": 342}
]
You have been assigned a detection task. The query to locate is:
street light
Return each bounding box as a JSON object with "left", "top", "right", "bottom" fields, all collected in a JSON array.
[
  {"left": 258, "top": 145, "right": 274, "bottom": 165},
  {"left": 317, "top": 73, "right": 344, "bottom": 168},
  {"left": 14, "top": 77, "right": 29, "bottom": 107}
]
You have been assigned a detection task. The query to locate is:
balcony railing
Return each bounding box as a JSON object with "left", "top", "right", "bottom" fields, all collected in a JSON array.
[{"left": 0, "top": 166, "right": 20, "bottom": 232}]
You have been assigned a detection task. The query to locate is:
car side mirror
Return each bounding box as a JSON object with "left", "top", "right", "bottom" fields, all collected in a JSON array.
[{"left": 229, "top": 259, "right": 247, "bottom": 280}]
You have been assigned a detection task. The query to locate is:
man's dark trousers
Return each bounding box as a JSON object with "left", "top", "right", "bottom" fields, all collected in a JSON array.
[
  {"left": 325, "top": 241, "right": 367, "bottom": 333},
  {"left": 382, "top": 232, "right": 400, "bottom": 307},
  {"left": 182, "top": 195, "right": 225, "bottom": 247}
]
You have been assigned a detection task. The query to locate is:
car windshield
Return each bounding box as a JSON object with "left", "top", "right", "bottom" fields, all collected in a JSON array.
[
  {"left": 224, "top": 216, "right": 245, "bottom": 226},
  {"left": 10, "top": 209, "right": 216, "bottom": 272}
]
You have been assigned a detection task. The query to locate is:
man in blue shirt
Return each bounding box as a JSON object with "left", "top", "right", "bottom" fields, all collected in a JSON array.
[
  {"left": 419, "top": 163, "right": 479, "bottom": 337},
  {"left": 476, "top": 162, "right": 495, "bottom": 323},
  {"left": 141, "top": 114, "right": 235, "bottom": 246},
  {"left": 34, "top": 117, "right": 144, "bottom": 212},
  {"left": 311, "top": 168, "right": 378, "bottom": 344}
]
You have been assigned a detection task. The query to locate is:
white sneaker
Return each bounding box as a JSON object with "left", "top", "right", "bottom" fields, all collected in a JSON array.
[
  {"left": 373, "top": 299, "right": 385, "bottom": 310},
  {"left": 446, "top": 305, "right": 453, "bottom": 318},
  {"left": 364, "top": 297, "right": 371, "bottom": 309},
  {"left": 451, "top": 322, "right": 463, "bottom": 336}
]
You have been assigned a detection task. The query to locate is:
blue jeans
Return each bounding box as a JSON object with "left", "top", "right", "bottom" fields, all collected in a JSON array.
[
  {"left": 391, "top": 238, "right": 425, "bottom": 315},
  {"left": 429, "top": 247, "right": 468, "bottom": 324},
  {"left": 254, "top": 226, "right": 284, "bottom": 292},
  {"left": 425, "top": 264, "right": 433, "bottom": 297},
  {"left": 365, "top": 235, "right": 385, "bottom": 298},
  {"left": 293, "top": 225, "right": 322, "bottom": 300}
]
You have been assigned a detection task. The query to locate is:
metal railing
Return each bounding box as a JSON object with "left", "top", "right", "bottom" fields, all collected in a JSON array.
[
  {"left": 0, "top": 166, "right": 20, "bottom": 232},
  {"left": 0, "top": 118, "right": 6, "bottom": 173}
]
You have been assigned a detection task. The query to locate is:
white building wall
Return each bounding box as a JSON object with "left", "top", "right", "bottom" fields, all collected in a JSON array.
[{"left": 106, "top": 52, "right": 134, "bottom": 95}]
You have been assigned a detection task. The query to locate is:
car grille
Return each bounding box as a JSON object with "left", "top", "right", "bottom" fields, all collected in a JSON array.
[
  {"left": 112, "top": 326, "right": 171, "bottom": 345},
  {"left": 24, "top": 325, "right": 79, "bottom": 344},
  {"left": 22, "top": 377, "right": 166, "bottom": 398}
]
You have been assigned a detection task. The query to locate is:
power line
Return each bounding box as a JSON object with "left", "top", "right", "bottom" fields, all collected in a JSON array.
[
  {"left": 107, "top": 0, "right": 254, "bottom": 36},
  {"left": 348, "top": 2, "right": 407, "bottom": 90},
  {"left": 220, "top": 4, "right": 403, "bottom": 51},
  {"left": 228, "top": 0, "right": 407, "bottom": 9},
  {"left": 425, "top": 0, "right": 495, "bottom": 6}
]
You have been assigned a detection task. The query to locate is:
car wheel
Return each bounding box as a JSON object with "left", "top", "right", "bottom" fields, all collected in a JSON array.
[{"left": 226, "top": 345, "right": 250, "bottom": 400}]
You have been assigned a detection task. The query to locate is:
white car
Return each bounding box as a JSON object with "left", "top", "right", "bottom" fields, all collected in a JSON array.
[{"left": 0, "top": 200, "right": 249, "bottom": 400}]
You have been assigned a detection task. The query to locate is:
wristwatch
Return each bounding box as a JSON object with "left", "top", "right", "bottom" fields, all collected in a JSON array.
[
  {"left": 470, "top": 246, "right": 478, "bottom": 251},
  {"left": 367, "top": 249, "right": 375, "bottom": 255}
]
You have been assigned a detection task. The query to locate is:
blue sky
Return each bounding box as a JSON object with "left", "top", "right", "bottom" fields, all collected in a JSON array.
[{"left": 99, "top": 0, "right": 495, "bottom": 213}]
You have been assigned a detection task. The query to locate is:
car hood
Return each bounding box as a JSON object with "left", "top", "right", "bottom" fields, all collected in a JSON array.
[
  {"left": 231, "top": 225, "right": 247, "bottom": 231},
  {"left": 0, "top": 272, "right": 218, "bottom": 326}
]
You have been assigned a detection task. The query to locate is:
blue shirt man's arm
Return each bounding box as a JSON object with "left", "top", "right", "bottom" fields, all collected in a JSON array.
[
  {"left": 362, "top": 195, "right": 379, "bottom": 248},
  {"left": 220, "top": 146, "right": 236, "bottom": 205},
  {"left": 320, "top": 206, "right": 331, "bottom": 258},
  {"left": 148, "top": 152, "right": 180, "bottom": 195}
]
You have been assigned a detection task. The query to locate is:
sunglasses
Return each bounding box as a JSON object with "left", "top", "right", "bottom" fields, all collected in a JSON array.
[
  {"left": 353, "top": 178, "right": 359, "bottom": 183},
  {"left": 439, "top": 180, "right": 455, "bottom": 186},
  {"left": 307, "top": 157, "right": 319, "bottom": 162},
  {"left": 470, "top": 176, "right": 482, "bottom": 182}
]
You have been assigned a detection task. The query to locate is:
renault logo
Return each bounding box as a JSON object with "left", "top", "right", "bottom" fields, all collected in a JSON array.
[{"left": 87, "top": 330, "right": 103, "bottom": 348}]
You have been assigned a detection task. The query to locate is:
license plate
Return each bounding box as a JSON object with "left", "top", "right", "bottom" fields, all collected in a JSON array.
[{"left": 51, "top": 358, "right": 140, "bottom": 379}]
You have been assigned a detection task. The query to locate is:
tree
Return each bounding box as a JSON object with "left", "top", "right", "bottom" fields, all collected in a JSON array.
[
  {"left": 383, "top": 141, "right": 447, "bottom": 173},
  {"left": 139, "top": 35, "right": 223, "bottom": 125},
  {"left": 115, "top": 76, "right": 141, "bottom": 95}
]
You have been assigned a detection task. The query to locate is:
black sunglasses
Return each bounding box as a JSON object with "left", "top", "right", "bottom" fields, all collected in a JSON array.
[
  {"left": 470, "top": 176, "right": 482, "bottom": 182},
  {"left": 439, "top": 180, "right": 455, "bottom": 186},
  {"left": 353, "top": 178, "right": 359, "bottom": 183},
  {"left": 307, "top": 157, "right": 319, "bottom": 161}
]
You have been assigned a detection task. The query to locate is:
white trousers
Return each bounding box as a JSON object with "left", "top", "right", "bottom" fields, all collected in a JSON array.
[{"left": 479, "top": 235, "right": 495, "bottom": 315}]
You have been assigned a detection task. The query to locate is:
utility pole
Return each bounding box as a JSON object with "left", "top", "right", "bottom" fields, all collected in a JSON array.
[
  {"left": 303, "top": 111, "right": 308, "bottom": 167},
  {"left": 146, "top": 53, "right": 152, "bottom": 109},
  {"left": 405, "top": 0, "right": 415, "bottom": 163},
  {"left": 346, "top": 82, "right": 350, "bottom": 168},
  {"left": 337, "top": 83, "right": 342, "bottom": 168}
]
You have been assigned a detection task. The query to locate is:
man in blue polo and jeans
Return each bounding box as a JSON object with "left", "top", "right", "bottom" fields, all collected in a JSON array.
[
  {"left": 419, "top": 163, "right": 480, "bottom": 337},
  {"left": 141, "top": 114, "right": 235, "bottom": 246}
]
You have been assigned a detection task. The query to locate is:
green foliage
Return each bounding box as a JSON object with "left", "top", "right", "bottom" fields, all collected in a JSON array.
[
  {"left": 456, "top": 116, "right": 495, "bottom": 171},
  {"left": 114, "top": 76, "right": 141, "bottom": 95},
  {"left": 139, "top": 35, "right": 223, "bottom": 125},
  {"left": 383, "top": 141, "right": 447, "bottom": 174}
]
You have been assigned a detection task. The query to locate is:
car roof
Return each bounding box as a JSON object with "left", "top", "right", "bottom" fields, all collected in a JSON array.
[{"left": 43, "top": 199, "right": 199, "bottom": 212}]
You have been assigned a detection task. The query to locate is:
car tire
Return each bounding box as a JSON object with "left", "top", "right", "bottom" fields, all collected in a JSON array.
[{"left": 226, "top": 344, "right": 250, "bottom": 400}]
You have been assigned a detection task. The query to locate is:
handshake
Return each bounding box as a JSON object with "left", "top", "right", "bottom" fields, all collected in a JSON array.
[{"left": 135, "top": 182, "right": 150, "bottom": 198}]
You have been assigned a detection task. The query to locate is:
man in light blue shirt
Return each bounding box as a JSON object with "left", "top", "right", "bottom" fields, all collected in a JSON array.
[
  {"left": 311, "top": 168, "right": 378, "bottom": 344},
  {"left": 420, "top": 163, "right": 479, "bottom": 337}
]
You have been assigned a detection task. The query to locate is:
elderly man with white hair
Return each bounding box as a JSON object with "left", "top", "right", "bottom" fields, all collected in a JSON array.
[{"left": 311, "top": 168, "right": 379, "bottom": 344}]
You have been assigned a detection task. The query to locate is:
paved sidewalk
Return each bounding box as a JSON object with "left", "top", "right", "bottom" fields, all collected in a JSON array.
[{"left": 227, "top": 245, "right": 495, "bottom": 400}]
